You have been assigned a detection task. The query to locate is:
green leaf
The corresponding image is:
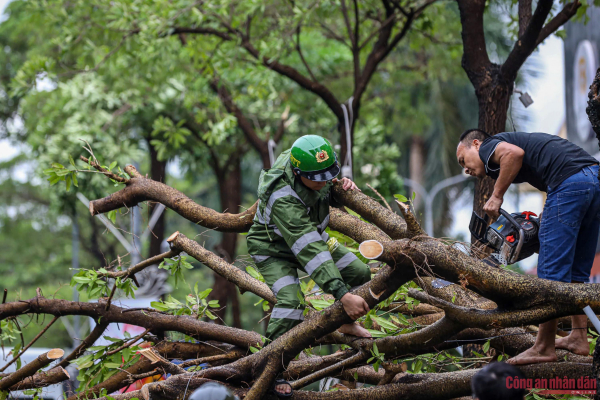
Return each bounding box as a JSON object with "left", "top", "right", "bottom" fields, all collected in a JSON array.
[
  {"left": 372, "top": 343, "right": 379, "bottom": 356},
  {"left": 482, "top": 340, "right": 490, "bottom": 353},
  {"left": 372, "top": 316, "right": 398, "bottom": 332},
  {"left": 197, "top": 288, "right": 211, "bottom": 300},
  {"left": 107, "top": 210, "right": 117, "bottom": 224},
  {"left": 246, "top": 266, "right": 265, "bottom": 282},
  {"left": 414, "top": 359, "right": 423, "bottom": 373},
  {"left": 205, "top": 310, "right": 217, "bottom": 320},
  {"left": 394, "top": 194, "right": 408, "bottom": 202},
  {"left": 249, "top": 346, "right": 259, "bottom": 354},
  {"left": 373, "top": 360, "right": 380, "bottom": 372},
  {"left": 310, "top": 298, "right": 334, "bottom": 311},
  {"left": 366, "top": 329, "right": 388, "bottom": 338},
  {"left": 109, "top": 161, "right": 117, "bottom": 170},
  {"left": 151, "top": 301, "right": 169, "bottom": 311}
]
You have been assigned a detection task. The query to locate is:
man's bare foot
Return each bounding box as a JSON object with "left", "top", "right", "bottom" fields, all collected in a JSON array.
[
  {"left": 507, "top": 346, "right": 557, "bottom": 365},
  {"left": 555, "top": 336, "right": 591, "bottom": 356},
  {"left": 337, "top": 323, "right": 372, "bottom": 338},
  {"left": 275, "top": 382, "right": 291, "bottom": 396}
]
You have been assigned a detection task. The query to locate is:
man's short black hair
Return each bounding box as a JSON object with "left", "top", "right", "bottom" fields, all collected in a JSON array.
[
  {"left": 459, "top": 129, "right": 490, "bottom": 147},
  {"left": 471, "top": 362, "right": 526, "bottom": 400}
]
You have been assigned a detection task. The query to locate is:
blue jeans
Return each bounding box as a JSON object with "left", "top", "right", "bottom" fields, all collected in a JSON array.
[{"left": 538, "top": 165, "right": 600, "bottom": 283}]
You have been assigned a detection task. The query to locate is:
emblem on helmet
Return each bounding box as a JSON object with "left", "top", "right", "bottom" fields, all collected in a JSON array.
[{"left": 316, "top": 150, "right": 329, "bottom": 163}]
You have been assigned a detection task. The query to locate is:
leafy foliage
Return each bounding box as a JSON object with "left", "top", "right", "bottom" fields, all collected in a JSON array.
[
  {"left": 151, "top": 282, "right": 220, "bottom": 320},
  {"left": 72, "top": 333, "right": 144, "bottom": 389}
]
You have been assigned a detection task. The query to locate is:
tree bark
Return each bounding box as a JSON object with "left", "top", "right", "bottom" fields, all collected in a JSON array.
[
  {"left": 0, "top": 349, "right": 64, "bottom": 390},
  {"left": 210, "top": 159, "right": 243, "bottom": 327},
  {"left": 7, "top": 367, "right": 69, "bottom": 391},
  {"left": 472, "top": 66, "right": 513, "bottom": 217},
  {"left": 66, "top": 160, "right": 600, "bottom": 399},
  {"left": 148, "top": 140, "right": 167, "bottom": 258},
  {"left": 587, "top": 68, "right": 600, "bottom": 151}
]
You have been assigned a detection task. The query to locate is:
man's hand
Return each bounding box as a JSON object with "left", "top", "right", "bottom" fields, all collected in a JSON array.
[
  {"left": 340, "top": 293, "right": 370, "bottom": 320},
  {"left": 332, "top": 177, "right": 361, "bottom": 191},
  {"left": 483, "top": 194, "right": 503, "bottom": 220}
]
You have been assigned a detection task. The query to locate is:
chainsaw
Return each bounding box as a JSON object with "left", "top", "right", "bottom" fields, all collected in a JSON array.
[
  {"left": 469, "top": 208, "right": 540, "bottom": 265},
  {"left": 429, "top": 209, "right": 540, "bottom": 289}
]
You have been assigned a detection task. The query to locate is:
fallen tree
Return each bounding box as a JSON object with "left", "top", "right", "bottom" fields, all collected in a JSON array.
[
  {"left": 3, "top": 69, "right": 600, "bottom": 399},
  {"left": 3, "top": 149, "right": 600, "bottom": 399}
]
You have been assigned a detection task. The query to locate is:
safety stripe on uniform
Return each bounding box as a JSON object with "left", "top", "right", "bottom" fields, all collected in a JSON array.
[
  {"left": 271, "top": 307, "right": 304, "bottom": 320},
  {"left": 255, "top": 201, "right": 265, "bottom": 224},
  {"left": 317, "top": 215, "right": 330, "bottom": 232},
  {"left": 274, "top": 227, "right": 283, "bottom": 237},
  {"left": 321, "top": 231, "right": 329, "bottom": 241},
  {"left": 305, "top": 251, "right": 333, "bottom": 275},
  {"left": 272, "top": 276, "right": 300, "bottom": 296},
  {"left": 263, "top": 186, "right": 305, "bottom": 223},
  {"left": 252, "top": 255, "right": 270, "bottom": 263},
  {"left": 335, "top": 252, "right": 358, "bottom": 271},
  {"left": 291, "top": 231, "right": 323, "bottom": 256}
]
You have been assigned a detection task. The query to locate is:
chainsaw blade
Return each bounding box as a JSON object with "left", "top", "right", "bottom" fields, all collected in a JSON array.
[{"left": 482, "top": 255, "right": 501, "bottom": 268}]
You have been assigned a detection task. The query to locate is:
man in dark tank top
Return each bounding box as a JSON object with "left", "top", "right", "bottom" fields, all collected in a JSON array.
[{"left": 457, "top": 129, "right": 600, "bottom": 365}]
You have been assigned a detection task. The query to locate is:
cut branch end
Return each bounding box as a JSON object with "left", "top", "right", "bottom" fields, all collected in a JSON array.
[{"left": 167, "top": 231, "right": 180, "bottom": 243}]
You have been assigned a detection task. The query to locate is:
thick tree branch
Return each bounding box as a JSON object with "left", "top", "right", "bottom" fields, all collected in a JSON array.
[
  {"left": 0, "top": 349, "right": 64, "bottom": 390},
  {"left": 0, "top": 297, "right": 262, "bottom": 349},
  {"left": 456, "top": 0, "right": 490, "bottom": 82},
  {"left": 501, "top": 0, "right": 553, "bottom": 80},
  {"left": 587, "top": 68, "right": 600, "bottom": 140},
  {"left": 536, "top": 1, "right": 581, "bottom": 47},
  {"left": 88, "top": 166, "right": 257, "bottom": 233},
  {"left": 7, "top": 367, "right": 69, "bottom": 391},
  {"left": 167, "top": 231, "right": 277, "bottom": 304},
  {"left": 518, "top": 0, "right": 532, "bottom": 37},
  {"left": 291, "top": 362, "right": 592, "bottom": 399}
]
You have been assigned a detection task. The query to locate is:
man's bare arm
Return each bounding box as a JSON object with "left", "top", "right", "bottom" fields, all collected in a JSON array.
[
  {"left": 484, "top": 142, "right": 524, "bottom": 218},
  {"left": 490, "top": 142, "right": 524, "bottom": 198}
]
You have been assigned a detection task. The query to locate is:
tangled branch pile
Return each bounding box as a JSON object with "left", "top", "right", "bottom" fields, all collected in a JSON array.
[
  {"left": 2, "top": 70, "right": 600, "bottom": 400},
  {"left": 1, "top": 155, "right": 599, "bottom": 400}
]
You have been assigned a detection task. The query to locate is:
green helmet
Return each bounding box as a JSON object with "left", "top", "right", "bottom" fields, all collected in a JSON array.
[
  {"left": 188, "top": 382, "right": 238, "bottom": 400},
  {"left": 290, "top": 135, "right": 340, "bottom": 181}
]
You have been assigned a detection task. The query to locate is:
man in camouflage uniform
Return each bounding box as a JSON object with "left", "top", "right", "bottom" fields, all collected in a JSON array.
[{"left": 247, "top": 135, "right": 372, "bottom": 343}]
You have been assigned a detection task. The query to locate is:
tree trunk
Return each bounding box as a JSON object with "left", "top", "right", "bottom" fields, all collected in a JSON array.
[
  {"left": 469, "top": 71, "right": 512, "bottom": 353},
  {"left": 148, "top": 141, "right": 167, "bottom": 258},
  {"left": 409, "top": 136, "right": 426, "bottom": 210},
  {"left": 209, "top": 159, "right": 242, "bottom": 328},
  {"left": 472, "top": 69, "right": 513, "bottom": 218}
]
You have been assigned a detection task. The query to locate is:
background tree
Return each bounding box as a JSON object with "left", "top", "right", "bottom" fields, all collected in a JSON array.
[{"left": 457, "top": 0, "right": 587, "bottom": 215}]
